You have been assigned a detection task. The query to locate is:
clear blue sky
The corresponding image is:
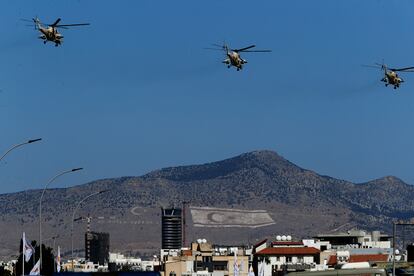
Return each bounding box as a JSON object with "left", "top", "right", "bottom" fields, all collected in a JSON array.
[{"left": 1, "top": 0, "right": 414, "bottom": 194}]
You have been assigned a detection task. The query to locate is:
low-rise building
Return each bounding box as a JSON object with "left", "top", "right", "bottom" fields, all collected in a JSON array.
[
  {"left": 62, "top": 259, "right": 107, "bottom": 272},
  {"left": 313, "top": 230, "right": 391, "bottom": 268},
  {"left": 314, "top": 230, "right": 391, "bottom": 250},
  {"left": 162, "top": 240, "right": 250, "bottom": 276},
  {"left": 254, "top": 246, "right": 321, "bottom": 274}
]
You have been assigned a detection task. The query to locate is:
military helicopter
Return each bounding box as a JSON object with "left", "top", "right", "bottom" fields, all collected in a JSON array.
[
  {"left": 364, "top": 62, "right": 414, "bottom": 89},
  {"left": 206, "top": 43, "right": 271, "bottom": 71},
  {"left": 22, "top": 17, "right": 90, "bottom": 47}
]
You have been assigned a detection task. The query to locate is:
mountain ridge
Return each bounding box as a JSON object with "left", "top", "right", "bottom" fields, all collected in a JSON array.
[{"left": 0, "top": 150, "right": 413, "bottom": 260}]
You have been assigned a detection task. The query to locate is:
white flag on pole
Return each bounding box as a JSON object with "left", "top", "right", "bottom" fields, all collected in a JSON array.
[
  {"left": 22, "top": 232, "right": 34, "bottom": 262},
  {"left": 233, "top": 251, "right": 239, "bottom": 276},
  {"left": 56, "top": 246, "right": 61, "bottom": 272},
  {"left": 258, "top": 260, "right": 265, "bottom": 276},
  {"left": 248, "top": 265, "right": 255, "bottom": 276},
  {"left": 30, "top": 260, "right": 40, "bottom": 275}
]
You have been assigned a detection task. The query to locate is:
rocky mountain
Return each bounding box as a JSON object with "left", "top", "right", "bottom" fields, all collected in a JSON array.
[{"left": 0, "top": 150, "right": 413, "bottom": 260}]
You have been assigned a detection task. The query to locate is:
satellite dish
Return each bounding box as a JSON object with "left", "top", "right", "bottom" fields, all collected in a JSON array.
[
  {"left": 202, "top": 239, "right": 207, "bottom": 243},
  {"left": 276, "top": 235, "right": 282, "bottom": 241},
  {"left": 281, "top": 235, "right": 287, "bottom": 241},
  {"left": 287, "top": 235, "right": 292, "bottom": 241}
]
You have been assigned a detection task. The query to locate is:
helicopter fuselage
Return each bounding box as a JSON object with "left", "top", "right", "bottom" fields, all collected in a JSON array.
[
  {"left": 223, "top": 51, "right": 247, "bottom": 71},
  {"left": 38, "top": 27, "right": 63, "bottom": 46},
  {"left": 383, "top": 70, "right": 403, "bottom": 89}
]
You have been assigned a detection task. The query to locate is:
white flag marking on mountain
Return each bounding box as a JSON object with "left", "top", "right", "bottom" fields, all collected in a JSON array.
[{"left": 190, "top": 207, "right": 275, "bottom": 228}]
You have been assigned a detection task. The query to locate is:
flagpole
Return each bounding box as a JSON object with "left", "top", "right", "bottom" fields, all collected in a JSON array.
[
  {"left": 22, "top": 232, "right": 25, "bottom": 276},
  {"left": 53, "top": 238, "right": 56, "bottom": 273},
  {"left": 22, "top": 237, "right": 24, "bottom": 276}
]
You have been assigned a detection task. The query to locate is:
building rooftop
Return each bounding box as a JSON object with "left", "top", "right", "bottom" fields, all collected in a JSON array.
[
  {"left": 254, "top": 239, "right": 268, "bottom": 248},
  {"left": 349, "top": 254, "right": 389, "bottom": 263},
  {"left": 314, "top": 230, "right": 390, "bottom": 239},
  {"left": 271, "top": 241, "right": 303, "bottom": 246},
  {"left": 256, "top": 247, "right": 320, "bottom": 255}
]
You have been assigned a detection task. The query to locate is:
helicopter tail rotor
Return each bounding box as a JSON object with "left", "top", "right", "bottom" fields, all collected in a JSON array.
[
  {"left": 32, "top": 16, "right": 41, "bottom": 30},
  {"left": 21, "top": 16, "right": 40, "bottom": 30},
  {"left": 222, "top": 40, "right": 228, "bottom": 53},
  {"left": 375, "top": 63, "right": 386, "bottom": 72}
]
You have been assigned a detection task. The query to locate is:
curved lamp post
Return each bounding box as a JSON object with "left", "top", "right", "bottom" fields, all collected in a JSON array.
[
  {"left": 39, "top": 167, "right": 83, "bottom": 272},
  {"left": 71, "top": 190, "right": 108, "bottom": 271},
  {"left": 0, "top": 138, "right": 42, "bottom": 163}
]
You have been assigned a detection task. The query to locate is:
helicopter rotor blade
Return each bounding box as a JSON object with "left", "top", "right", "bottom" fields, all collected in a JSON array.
[
  {"left": 392, "top": 67, "right": 414, "bottom": 72},
  {"left": 211, "top": 43, "right": 224, "bottom": 48},
  {"left": 365, "top": 62, "right": 387, "bottom": 71},
  {"left": 55, "top": 23, "right": 90, "bottom": 28},
  {"left": 374, "top": 62, "right": 386, "bottom": 68},
  {"left": 362, "top": 64, "right": 382, "bottom": 69},
  {"left": 204, "top": 47, "right": 225, "bottom": 51},
  {"left": 20, "top": 18, "right": 38, "bottom": 30},
  {"left": 233, "top": 45, "right": 256, "bottom": 52},
  {"left": 49, "top": 18, "right": 61, "bottom": 27},
  {"left": 240, "top": 50, "right": 272, "bottom": 53}
]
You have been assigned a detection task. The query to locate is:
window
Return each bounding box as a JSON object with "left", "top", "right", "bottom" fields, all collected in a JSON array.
[{"left": 213, "top": 261, "right": 227, "bottom": 271}]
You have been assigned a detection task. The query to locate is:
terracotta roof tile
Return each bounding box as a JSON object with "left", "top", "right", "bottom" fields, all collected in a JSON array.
[
  {"left": 349, "top": 254, "right": 388, "bottom": 263},
  {"left": 327, "top": 255, "right": 337, "bottom": 265},
  {"left": 256, "top": 247, "right": 320, "bottom": 255},
  {"left": 254, "top": 239, "right": 268, "bottom": 248}
]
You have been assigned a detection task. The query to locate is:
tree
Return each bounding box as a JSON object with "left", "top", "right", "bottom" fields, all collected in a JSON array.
[
  {"left": 0, "top": 265, "right": 13, "bottom": 276},
  {"left": 15, "top": 240, "right": 55, "bottom": 276}
]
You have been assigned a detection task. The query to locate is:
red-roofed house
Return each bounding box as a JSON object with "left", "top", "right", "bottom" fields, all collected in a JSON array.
[
  {"left": 258, "top": 247, "right": 320, "bottom": 255},
  {"left": 254, "top": 246, "right": 321, "bottom": 275},
  {"left": 323, "top": 253, "right": 389, "bottom": 267},
  {"left": 253, "top": 239, "right": 268, "bottom": 254},
  {"left": 327, "top": 254, "right": 337, "bottom": 266},
  {"left": 349, "top": 254, "right": 389, "bottom": 263}
]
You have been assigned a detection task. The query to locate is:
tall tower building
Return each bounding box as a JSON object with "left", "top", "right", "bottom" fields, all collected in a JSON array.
[
  {"left": 161, "top": 208, "right": 182, "bottom": 249},
  {"left": 85, "top": 231, "right": 110, "bottom": 265}
]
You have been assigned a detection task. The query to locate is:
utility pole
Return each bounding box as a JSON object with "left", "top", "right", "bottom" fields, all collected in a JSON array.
[
  {"left": 182, "top": 201, "right": 190, "bottom": 247},
  {"left": 392, "top": 221, "right": 414, "bottom": 276},
  {"left": 393, "top": 222, "right": 396, "bottom": 276}
]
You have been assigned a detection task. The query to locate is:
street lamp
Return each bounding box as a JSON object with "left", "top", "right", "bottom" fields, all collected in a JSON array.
[
  {"left": 42, "top": 235, "right": 59, "bottom": 251},
  {"left": 39, "top": 167, "right": 83, "bottom": 272},
  {"left": 71, "top": 190, "right": 108, "bottom": 271},
  {"left": 0, "top": 138, "right": 42, "bottom": 163}
]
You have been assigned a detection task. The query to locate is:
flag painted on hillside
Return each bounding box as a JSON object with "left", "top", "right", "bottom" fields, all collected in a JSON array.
[{"left": 191, "top": 207, "right": 275, "bottom": 228}]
